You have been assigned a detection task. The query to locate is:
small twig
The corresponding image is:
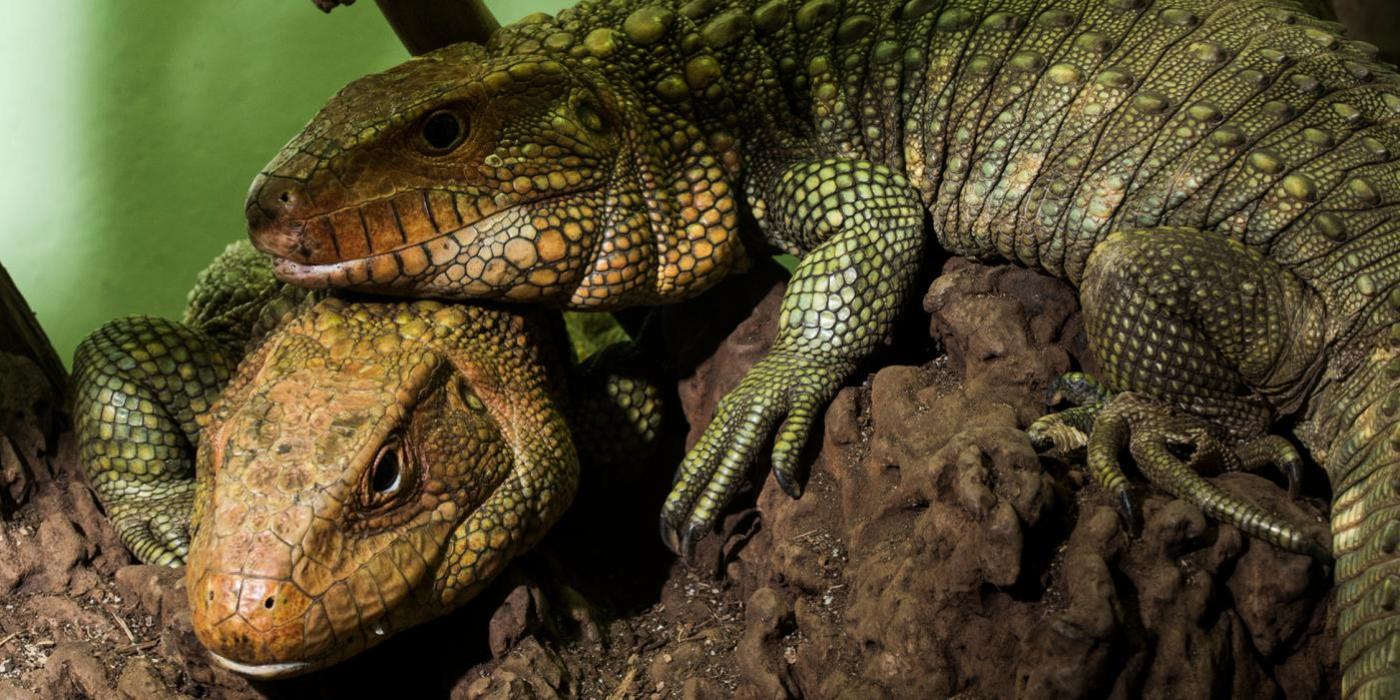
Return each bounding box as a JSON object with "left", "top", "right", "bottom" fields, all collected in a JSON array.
[
  {"left": 0, "top": 632, "right": 18, "bottom": 648},
  {"left": 110, "top": 611, "right": 135, "bottom": 643},
  {"left": 606, "top": 665, "right": 638, "bottom": 700},
  {"left": 116, "top": 640, "right": 158, "bottom": 654}
]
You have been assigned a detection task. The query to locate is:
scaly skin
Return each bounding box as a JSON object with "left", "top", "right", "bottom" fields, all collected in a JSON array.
[
  {"left": 74, "top": 243, "right": 660, "bottom": 677},
  {"left": 250, "top": 0, "right": 1400, "bottom": 693}
]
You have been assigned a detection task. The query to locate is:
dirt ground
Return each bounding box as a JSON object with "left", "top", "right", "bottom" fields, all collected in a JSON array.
[{"left": 0, "top": 257, "right": 1338, "bottom": 698}]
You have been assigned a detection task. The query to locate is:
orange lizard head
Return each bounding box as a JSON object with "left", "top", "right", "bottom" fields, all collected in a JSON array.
[{"left": 185, "top": 298, "right": 576, "bottom": 677}]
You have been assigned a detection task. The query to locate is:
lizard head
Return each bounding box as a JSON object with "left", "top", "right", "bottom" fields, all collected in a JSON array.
[
  {"left": 185, "top": 297, "right": 575, "bottom": 678},
  {"left": 247, "top": 38, "right": 745, "bottom": 309}
]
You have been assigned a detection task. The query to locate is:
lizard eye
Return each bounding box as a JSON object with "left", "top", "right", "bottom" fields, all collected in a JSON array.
[
  {"left": 575, "top": 98, "right": 605, "bottom": 132},
  {"left": 419, "top": 110, "right": 467, "bottom": 154},
  {"left": 449, "top": 375, "right": 487, "bottom": 413},
  {"left": 369, "top": 442, "right": 404, "bottom": 496}
]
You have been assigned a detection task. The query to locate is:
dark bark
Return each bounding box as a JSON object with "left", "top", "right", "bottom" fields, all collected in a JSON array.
[
  {"left": 0, "top": 262, "right": 67, "bottom": 407},
  {"left": 314, "top": 0, "right": 499, "bottom": 55},
  {"left": 0, "top": 262, "right": 70, "bottom": 522}
]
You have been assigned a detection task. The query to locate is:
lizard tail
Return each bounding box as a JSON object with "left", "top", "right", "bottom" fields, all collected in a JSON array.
[{"left": 1328, "top": 351, "right": 1400, "bottom": 699}]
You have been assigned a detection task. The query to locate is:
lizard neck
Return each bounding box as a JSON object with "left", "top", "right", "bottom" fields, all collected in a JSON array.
[{"left": 487, "top": 1, "right": 772, "bottom": 308}]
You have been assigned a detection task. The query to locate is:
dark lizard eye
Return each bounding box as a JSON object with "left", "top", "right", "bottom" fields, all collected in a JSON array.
[
  {"left": 449, "top": 375, "right": 487, "bottom": 413},
  {"left": 420, "top": 110, "right": 467, "bottom": 153},
  {"left": 575, "top": 98, "right": 605, "bottom": 132},
  {"left": 369, "top": 443, "right": 404, "bottom": 495}
]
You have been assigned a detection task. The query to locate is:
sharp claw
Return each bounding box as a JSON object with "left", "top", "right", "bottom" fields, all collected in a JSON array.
[
  {"left": 1304, "top": 537, "right": 1334, "bottom": 566},
  {"left": 1283, "top": 459, "right": 1302, "bottom": 500},
  {"left": 1116, "top": 487, "right": 1141, "bottom": 537},
  {"left": 681, "top": 522, "right": 702, "bottom": 565},
  {"left": 774, "top": 467, "right": 803, "bottom": 499},
  {"left": 659, "top": 514, "right": 682, "bottom": 556},
  {"left": 1027, "top": 429, "right": 1053, "bottom": 453}
]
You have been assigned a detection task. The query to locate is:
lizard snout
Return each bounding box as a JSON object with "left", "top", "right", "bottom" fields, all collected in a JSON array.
[
  {"left": 246, "top": 173, "right": 336, "bottom": 264},
  {"left": 188, "top": 569, "right": 323, "bottom": 676}
]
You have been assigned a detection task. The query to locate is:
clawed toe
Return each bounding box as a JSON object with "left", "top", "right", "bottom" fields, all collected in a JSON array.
[
  {"left": 1235, "top": 434, "right": 1307, "bottom": 500},
  {"left": 1114, "top": 485, "right": 1141, "bottom": 537},
  {"left": 659, "top": 353, "right": 841, "bottom": 562},
  {"left": 658, "top": 514, "right": 682, "bottom": 557},
  {"left": 1072, "top": 392, "right": 1325, "bottom": 561}
]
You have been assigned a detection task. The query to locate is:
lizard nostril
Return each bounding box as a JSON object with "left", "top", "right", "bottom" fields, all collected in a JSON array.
[
  {"left": 251, "top": 176, "right": 303, "bottom": 223},
  {"left": 264, "top": 596, "right": 275, "bottom": 610}
]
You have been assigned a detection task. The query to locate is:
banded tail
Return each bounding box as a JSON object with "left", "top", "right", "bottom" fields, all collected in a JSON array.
[{"left": 1327, "top": 343, "right": 1400, "bottom": 698}]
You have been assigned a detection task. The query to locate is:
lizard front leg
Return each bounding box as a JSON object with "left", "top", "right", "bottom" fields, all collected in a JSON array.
[
  {"left": 73, "top": 241, "right": 294, "bottom": 566},
  {"left": 73, "top": 317, "right": 237, "bottom": 566},
  {"left": 660, "top": 158, "right": 924, "bottom": 557}
]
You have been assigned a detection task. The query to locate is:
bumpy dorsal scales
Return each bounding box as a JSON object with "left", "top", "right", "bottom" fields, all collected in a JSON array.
[{"left": 249, "top": 1, "right": 1400, "bottom": 695}]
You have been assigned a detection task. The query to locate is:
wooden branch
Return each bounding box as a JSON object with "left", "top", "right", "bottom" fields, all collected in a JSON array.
[
  {"left": 314, "top": 0, "right": 499, "bottom": 56},
  {"left": 0, "top": 262, "right": 68, "bottom": 406},
  {"left": 374, "top": 0, "right": 499, "bottom": 55}
]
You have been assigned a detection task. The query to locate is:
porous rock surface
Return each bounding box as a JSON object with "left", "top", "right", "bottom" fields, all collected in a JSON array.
[{"left": 0, "top": 258, "right": 1337, "bottom": 698}]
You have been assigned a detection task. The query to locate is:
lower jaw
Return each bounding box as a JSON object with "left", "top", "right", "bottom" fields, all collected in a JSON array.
[
  {"left": 272, "top": 257, "right": 344, "bottom": 288},
  {"left": 206, "top": 651, "right": 315, "bottom": 679}
]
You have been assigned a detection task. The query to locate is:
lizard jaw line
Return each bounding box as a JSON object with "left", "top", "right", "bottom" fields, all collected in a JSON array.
[
  {"left": 261, "top": 191, "right": 589, "bottom": 288},
  {"left": 272, "top": 256, "right": 360, "bottom": 289},
  {"left": 206, "top": 652, "right": 313, "bottom": 679}
]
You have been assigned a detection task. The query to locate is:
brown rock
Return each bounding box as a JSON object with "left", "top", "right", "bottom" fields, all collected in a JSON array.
[
  {"left": 38, "top": 642, "right": 112, "bottom": 700},
  {"left": 0, "top": 679, "right": 40, "bottom": 700},
  {"left": 116, "top": 657, "right": 178, "bottom": 700},
  {"left": 735, "top": 587, "right": 796, "bottom": 698},
  {"left": 488, "top": 580, "right": 546, "bottom": 658}
]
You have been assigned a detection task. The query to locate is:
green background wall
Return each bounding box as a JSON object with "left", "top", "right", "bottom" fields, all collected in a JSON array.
[{"left": 0, "top": 1, "right": 566, "bottom": 364}]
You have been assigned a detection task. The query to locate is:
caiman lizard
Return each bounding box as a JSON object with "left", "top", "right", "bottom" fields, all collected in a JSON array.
[
  {"left": 73, "top": 241, "right": 661, "bottom": 677},
  {"left": 231, "top": 0, "right": 1397, "bottom": 693}
]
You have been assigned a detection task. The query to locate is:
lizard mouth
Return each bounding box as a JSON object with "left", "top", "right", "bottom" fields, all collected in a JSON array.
[
  {"left": 261, "top": 193, "right": 582, "bottom": 294},
  {"left": 206, "top": 652, "right": 313, "bottom": 679}
]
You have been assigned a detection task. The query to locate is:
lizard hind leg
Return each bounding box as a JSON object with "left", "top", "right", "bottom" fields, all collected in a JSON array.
[{"left": 1071, "top": 227, "right": 1329, "bottom": 559}]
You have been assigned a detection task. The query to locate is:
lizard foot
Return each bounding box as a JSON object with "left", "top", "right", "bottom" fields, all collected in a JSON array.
[
  {"left": 1027, "top": 372, "right": 1115, "bottom": 458},
  {"left": 1234, "top": 434, "right": 1306, "bottom": 499},
  {"left": 107, "top": 488, "right": 194, "bottom": 567},
  {"left": 659, "top": 351, "right": 847, "bottom": 560},
  {"left": 1079, "top": 392, "right": 1329, "bottom": 562}
]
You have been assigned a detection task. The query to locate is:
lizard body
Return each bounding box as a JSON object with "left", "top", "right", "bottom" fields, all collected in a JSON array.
[
  {"left": 247, "top": 0, "right": 1399, "bottom": 693},
  {"left": 73, "top": 242, "right": 660, "bottom": 676}
]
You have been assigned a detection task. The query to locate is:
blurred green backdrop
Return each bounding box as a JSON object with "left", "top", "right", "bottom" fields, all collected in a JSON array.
[{"left": 0, "top": 0, "right": 566, "bottom": 364}]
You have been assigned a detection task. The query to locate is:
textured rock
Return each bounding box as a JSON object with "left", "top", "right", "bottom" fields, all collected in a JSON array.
[{"left": 676, "top": 259, "right": 1333, "bottom": 698}]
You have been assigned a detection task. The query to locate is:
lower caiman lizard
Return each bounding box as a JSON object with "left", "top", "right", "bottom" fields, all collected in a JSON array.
[{"left": 73, "top": 241, "right": 661, "bottom": 676}]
